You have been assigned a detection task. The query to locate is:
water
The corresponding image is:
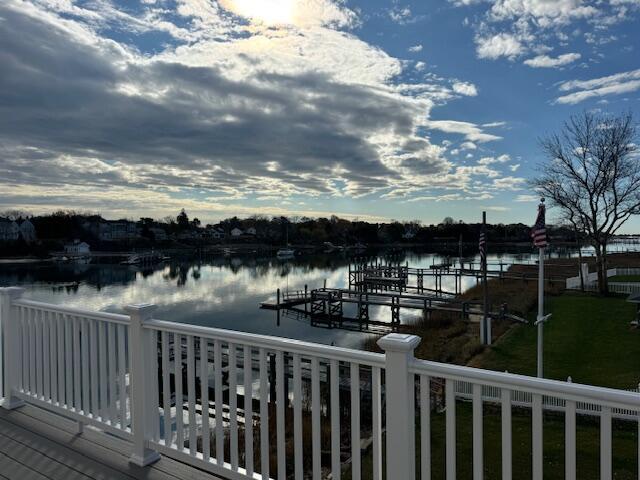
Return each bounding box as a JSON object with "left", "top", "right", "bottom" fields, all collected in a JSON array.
[{"left": 1, "top": 244, "right": 637, "bottom": 348}]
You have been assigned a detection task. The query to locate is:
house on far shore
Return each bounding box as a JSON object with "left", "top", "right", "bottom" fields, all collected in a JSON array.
[
  {"left": 19, "top": 219, "right": 37, "bottom": 243},
  {"left": 205, "top": 226, "right": 226, "bottom": 240},
  {"left": 64, "top": 240, "right": 91, "bottom": 256},
  {"left": 230, "top": 228, "right": 243, "bottom": 237},
  {"left": 0, "top": 219, "right": 20, "bottom": 242},
  {"left": 246, "top": 227, "right": 257, "bottom": 236}
]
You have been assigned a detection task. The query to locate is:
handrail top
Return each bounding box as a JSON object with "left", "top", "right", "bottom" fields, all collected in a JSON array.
[
  {"left": 411, "top": 358, "right": 640, "bottom": 409},
  {"left": 145, "top": 318, "right": 386, "bottom": 367},
  {"left": 12, "top": 299, "right": 130, "bottom": 325}
]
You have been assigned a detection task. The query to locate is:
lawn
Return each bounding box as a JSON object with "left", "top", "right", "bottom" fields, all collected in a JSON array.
[
  {"left": 477, "top": 292, "right": 640, "bottom": 389},
  {"left": 353, "top": 402, "right": 639, "bottom": 480}
]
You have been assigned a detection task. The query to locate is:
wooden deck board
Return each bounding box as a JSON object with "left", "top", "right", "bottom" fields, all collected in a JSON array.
[{"left": 0, "top": 405, "right": 225, "bottom": 480}]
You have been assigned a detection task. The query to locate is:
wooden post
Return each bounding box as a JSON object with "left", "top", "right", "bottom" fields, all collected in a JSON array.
[
  {"left": 0, "top": 287, "right": 25, "bottom": 410},
  {"left": 125, "top": 303, "right": 161, "bottom": 466},
  {"left": 378, "top": 334, "right": 421, "bottom": 480},
  {"left": 482, "top": 211, "right": 490, "bottom": 345},
  {"left": 304, "top": 284, "right": 308, "bottom": 313}
]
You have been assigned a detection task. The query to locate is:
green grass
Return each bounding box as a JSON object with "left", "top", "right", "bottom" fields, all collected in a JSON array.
[
  {"left": 478, "top": 292, "right": 640, "bottom": 389},
  {"left": 609, "top": 275, "right": 640, "bottom": 282}
]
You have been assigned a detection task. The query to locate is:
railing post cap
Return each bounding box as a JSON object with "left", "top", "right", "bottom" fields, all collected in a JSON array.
[
  {"left": 124, "top": 303, "right": 157, "bottom": 318},
  {"left": 0, "top": 287, "right": 24, "bottom": 299},
  {"left": 377, "top": 333, "right": 421, "bottom": 352}
]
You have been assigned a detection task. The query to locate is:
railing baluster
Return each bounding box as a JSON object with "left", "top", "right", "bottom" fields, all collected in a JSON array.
[
  {"left": 82, "top": 319, "right": 90, "bottom": 415},
  {"left": 229, "top": 344, "right": 239, "bottom": 471},
  {"left": 49, "top": 312, "right": 57, "bottom": 404},
  {"left": 57, "top": 313, "right": 65, "bottom": 406},
  {"left": 501, "top": 388, "right": 512, "bottom": 480},
  {"left": 62, "top": 313, "right": 73, "bottom": 410},
  {"left": 174, "top": 333, "right": 184, "bottom": 451},
  {"left": 30, "top": 309, "right": 36, "bottom": 396},
  {"left": 108, "top": 323, "right": 117, "bottom": 425},
  {"left": 420, "top": 375, "right": 431, "bottom": 480},
  {"left": 275, "top": 350, "right": 285, "bottom": 479},
  {"left": 445, "top": 379, "right": 456, "bottom": 480},
  {"left": 43, "top": 311, "right": 51, "bottom": 401},
  {"left": 601, "top": 406, "right": 612, "bottom": 480},
  {"left": 532, "top": 393, "right": 543, "bottom": 480},
  {"left": 259, "top": 347, "right": 269, "bottom": 480},
  {"left": 149, "top": 328, "right": 160, "bottom": 442},
  {"left": 312, "top": 357, "right": 321, "bottom": 480},
  {"left": 565, "top": 399, "right": 576, "bottom": 480},
  {"left": 473, "top": 383, "right": 483, "bottom": 480},
  {"left": 293, "top": 353, "right": 303, "bottom": 480},
  {"left": 73, "top": 317, "right": 81, "bottom": 412},
  {"left": 162, "top": 332, "right": 172, "bottom": 447},
  {"left": 99, "top": 321, "right": 108, "bottom": 420},
  {"left": 200, "top": 337, "right": 210, "bottom": 462},
  {"left": 214, "top": 339, "right": 224, "bottom": 466},
  {"left": 187, "top": 335, "right": 197, "bottom": 456},
  {"left": 117, "top": 323, "right": 127, "bottom": 428},
  {"left": 350, "top": 362, "right": 360, "bottom": 480},
  {"left": 36, "top": 310, "right": 44, "bottom": 399},
  {"left": 243, "top": 345, "right": 254, "bottom": 476},
  {"left": 372, "top": 366, "right": 382, "bottom": 480},
  {"left": 330, "top": 359, "right": 340, "bottom": 480},
  {"left": 17, "top": 307, "right": 29, "bottom": 393},
  {"left": 90, "top": 319, "right": 99, "bottom": 417}
]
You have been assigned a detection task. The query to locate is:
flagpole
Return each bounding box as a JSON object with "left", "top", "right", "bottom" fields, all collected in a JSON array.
[
  {"left": 536, "top": 198, "right": 545, "bottom": 378},
  {"left": 483, "top": 211, "right": 490, "bottom": 345},
  {"left": 537, "top": 243, "right": 544, "bottom": 377}
]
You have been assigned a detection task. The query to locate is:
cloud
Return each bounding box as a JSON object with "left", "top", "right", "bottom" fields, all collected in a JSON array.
[
  {"left": 452, "top": 81, "right": 478, "bottom": 96},
  {"left": 427, "top": 120, "right": 502, "bottom": 143},
  {"left": 457, "top": 0, "right": 640, "bottom": 62},
  {"left": 555, "top": 68, "right": 640, "bottom": 104},
  {"left": 408, "top": 44, "right": 423, "bottom": 52},
  {"left": 475, "top": 33, "right": 524, "bottom": 60},
  {"left": 524, "top": 52, "right": 581, "bottom": 68},
  {"left": 0, "top": 0, "right": 511, "bottom": 220},
  {"left": 218, "top": 0, "right": 357, "bottom": 28}
]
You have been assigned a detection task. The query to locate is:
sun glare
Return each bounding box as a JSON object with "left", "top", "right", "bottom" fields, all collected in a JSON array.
[{"left": 221, "top": 0, "right": 296, "bottom": 26}]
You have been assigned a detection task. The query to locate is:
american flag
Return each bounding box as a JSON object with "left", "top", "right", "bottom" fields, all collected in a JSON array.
[
  {"left": 531, "top": 202, "right": 547, "bottom": 248},
  {"left": 479, "top": 229, "right": 486, "bottom": 265}
]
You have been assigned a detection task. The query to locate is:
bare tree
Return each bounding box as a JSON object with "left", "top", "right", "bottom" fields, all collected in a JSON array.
[{"left": 533, "top": 111, "right": 639, "bottom": 293}]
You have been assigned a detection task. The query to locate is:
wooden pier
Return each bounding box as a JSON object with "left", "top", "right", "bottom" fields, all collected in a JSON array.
[{"left": 261, "top": 286, "right": 525, "bottom": 329}]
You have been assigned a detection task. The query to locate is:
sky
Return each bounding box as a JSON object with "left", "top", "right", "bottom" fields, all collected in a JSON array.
[{"left": 1, "top": 0, "right": 639, "bottom": 229}]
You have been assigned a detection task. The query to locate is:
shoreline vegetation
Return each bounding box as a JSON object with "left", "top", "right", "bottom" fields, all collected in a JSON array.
[{"left": 0, "top": 209, "right": 589, "bottom": 259}]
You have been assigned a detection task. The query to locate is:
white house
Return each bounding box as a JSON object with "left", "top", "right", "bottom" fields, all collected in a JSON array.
[
  {"left": 64, "top": 240, "right": 91, "bottom": 256},
  {"left": 0, "top": 220, "right": 20, "bottom": 242},
  {"left": 19, "top": 219, "right": 37, "bottom": 243},
  {"left": 230, "top": 228, "right": 243, "bottom": 237}
]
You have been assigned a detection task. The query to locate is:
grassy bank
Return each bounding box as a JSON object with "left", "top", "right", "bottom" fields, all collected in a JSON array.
[{"left": 476, "top": 292, "right": 640, "bottom": 389}]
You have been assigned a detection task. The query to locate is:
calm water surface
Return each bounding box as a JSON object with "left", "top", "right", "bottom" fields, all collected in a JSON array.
[{"left": 1, "top": 245, "right": 635, "bottom": 348}]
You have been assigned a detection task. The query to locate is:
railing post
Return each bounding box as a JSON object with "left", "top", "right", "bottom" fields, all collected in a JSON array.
[
  {"left": 378, "top": 333, "right": 421, "bottom": 480},
  {"left": 0, "top": 287, "right": 25, "bottom": 410},
  {"left": 125, "top": 303, "right": 161, "bottom": 466}
]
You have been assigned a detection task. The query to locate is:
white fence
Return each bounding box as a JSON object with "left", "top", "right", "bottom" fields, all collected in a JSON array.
[
  {"left": 566, "top": 266, "right": 640, "bottom": 292},
  {"left": 454, "top": 380, "right": 640, "bottom": 421},
  {"left": 1, "top": 287, "right": 639, "bottom": 480}
]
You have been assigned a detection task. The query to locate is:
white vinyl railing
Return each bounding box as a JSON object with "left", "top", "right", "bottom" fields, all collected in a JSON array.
[{"left": 1, "top": 287, "right": 639, "bottom": 480}]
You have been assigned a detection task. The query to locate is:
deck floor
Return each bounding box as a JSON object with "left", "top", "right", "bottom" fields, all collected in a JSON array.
[{"left": 0, "top": 404, "right": 223, "bottom": 480}]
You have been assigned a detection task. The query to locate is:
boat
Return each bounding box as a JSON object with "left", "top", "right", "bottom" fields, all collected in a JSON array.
[
  {"left": 276, "top": 248, "right": 295, "bottom": 258},
  {"left": 277, "top": 227, "right": 295, "bottom": 258},
  {"left": 121, "top": 254, "right": 141, "bottom": 265}
]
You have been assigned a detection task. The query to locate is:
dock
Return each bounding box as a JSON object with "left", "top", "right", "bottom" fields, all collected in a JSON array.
[{"left": 261, "top": 286, "right": 525, "bottom": 328}]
